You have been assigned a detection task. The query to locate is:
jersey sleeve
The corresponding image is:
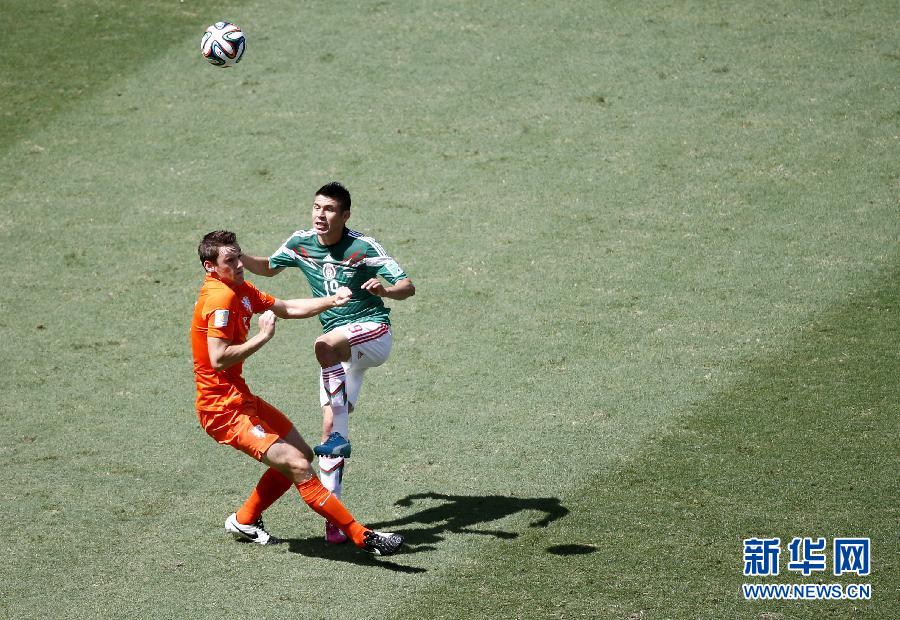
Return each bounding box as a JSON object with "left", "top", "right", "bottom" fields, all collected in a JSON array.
[
  {"left": 204, "top": 289, "right": 237, "bottom": 341},
  {"left": 359, "top": 235, "right": 407, "bottom": 284},
  {"left": 245, "top": 282, "right": 276, "bottom": 313},
  {"left": 269, "top": 235, "right": 299, "bottom": 269},
  {"left": 369, "top": 245, "right": 408, "bottom": 284}
]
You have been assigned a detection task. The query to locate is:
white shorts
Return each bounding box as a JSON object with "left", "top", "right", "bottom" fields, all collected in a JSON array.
[{"left": 319, "top": 322, "right": 393, "bottom": 408}]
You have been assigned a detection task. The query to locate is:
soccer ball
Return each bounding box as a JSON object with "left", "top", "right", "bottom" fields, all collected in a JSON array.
[{"left": 201, "top": 22, "right": 245, "bottom": 67}]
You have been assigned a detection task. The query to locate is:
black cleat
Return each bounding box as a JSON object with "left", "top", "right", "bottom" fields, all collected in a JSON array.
[{"left": 363, "top": 530, "right": 404, "bottom": 556}]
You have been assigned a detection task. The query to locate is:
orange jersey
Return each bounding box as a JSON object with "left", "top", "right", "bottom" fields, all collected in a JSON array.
[{"left": 190, "top": 275, "right": 275, "bottom": 411}]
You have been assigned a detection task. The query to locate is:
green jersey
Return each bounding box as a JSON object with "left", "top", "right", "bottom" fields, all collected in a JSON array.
[{"left": 268, "top": 227, "right": 409, "bottom": 333}]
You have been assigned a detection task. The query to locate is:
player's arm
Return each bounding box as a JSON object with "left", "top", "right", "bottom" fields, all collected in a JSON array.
[
  {"left": 207, "top": 311, "right": 277, "bottom": 370},
  {"left": 270, "top": 286, "right": 353, "bottom": 319},
  {"left": 241, "top": 253, "right": 285, "bottom": 277},
  {"left": 361, "top": 277, "right": 416, "bottom": 300}
]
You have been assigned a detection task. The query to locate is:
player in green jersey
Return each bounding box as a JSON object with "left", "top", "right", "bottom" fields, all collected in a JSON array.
[{"left": 242, "top": 181, "right": 415, "bottom": 544}]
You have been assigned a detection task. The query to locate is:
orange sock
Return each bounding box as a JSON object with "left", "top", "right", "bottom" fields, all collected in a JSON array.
[
  {"left": 236, "top": 467, "right": 293, "bottom": 525},
  {"left": 296, "top": 476, "right": 368, "bottom": 547}
]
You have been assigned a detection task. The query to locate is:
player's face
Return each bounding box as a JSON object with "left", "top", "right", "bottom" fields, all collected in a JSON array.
[
  {"left": 312, "top": 195, "right": 350, "bottom": 242},
  {"left": 208, "top": 245, "right": 245, "bottom": 285}
]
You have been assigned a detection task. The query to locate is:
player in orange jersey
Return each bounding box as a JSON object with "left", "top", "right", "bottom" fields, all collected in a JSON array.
[{"left": 190, "top": 230, "right": 403, "bottom": 555}]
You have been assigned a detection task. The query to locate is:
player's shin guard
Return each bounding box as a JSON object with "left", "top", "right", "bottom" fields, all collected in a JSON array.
[
  {"left": 318, "top": 456, "right": 345, "bottom": 498},
  {"left": 296, "top": 476, "right": 366, "bottom": 547},
  {"left": 322, "top": 364, "right": 349, "bottom": 421}
]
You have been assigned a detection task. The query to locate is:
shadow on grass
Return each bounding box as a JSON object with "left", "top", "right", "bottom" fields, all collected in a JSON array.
[
  {"left": 546, "top": 544, "right": 598, "bottom": 555},
  {"left": 281, "top": 536, "right": 428, "bottom": 573},
  {"left": 368, "top": 492, "right": 571, "bottom": 553},
  {"left": 281, "top": 492, "right": 570, "bottom": 569}
]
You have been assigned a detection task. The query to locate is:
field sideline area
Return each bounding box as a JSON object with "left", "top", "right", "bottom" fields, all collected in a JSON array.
[{"left": 1, "top": 1, "right": 897, "bottom": 618}]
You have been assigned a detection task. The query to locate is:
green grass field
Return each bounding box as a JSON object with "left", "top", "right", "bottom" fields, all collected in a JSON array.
[{"left": 1, "top": 1, "right": 897, "bottom": 618}]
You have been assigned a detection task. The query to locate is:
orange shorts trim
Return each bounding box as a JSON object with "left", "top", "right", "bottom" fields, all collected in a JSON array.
[{"left": 197, "top": 395, "right": 293, "bottom": 461}]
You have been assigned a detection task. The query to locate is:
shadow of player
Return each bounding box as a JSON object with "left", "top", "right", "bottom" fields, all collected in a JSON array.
[
  {"left": 366, "top": 491, "right": 570, "bottom": 552},
  {"left": 281, "top": 535, "right": 428, "bottom": 573}
]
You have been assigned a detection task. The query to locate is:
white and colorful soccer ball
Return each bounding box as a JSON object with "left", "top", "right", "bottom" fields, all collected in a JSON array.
[{"left": 201, "top": 22, "right": 245, "bottom": 67}]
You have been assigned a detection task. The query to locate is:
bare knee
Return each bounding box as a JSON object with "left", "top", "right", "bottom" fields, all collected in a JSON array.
[
  {"left": 265, "top": 442, "right": 314, "bottom": 483},
  {"left": 283, "top": 429, "right": 315, "bottom": 463},
  {"left": 315, "top": 337, "right": 340, "bottom": 367},
  {"left": 282, "top": 453, "right": 313, "bottom": 483}
]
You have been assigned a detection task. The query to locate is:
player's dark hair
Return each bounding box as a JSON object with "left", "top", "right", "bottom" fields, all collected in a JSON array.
[
  {"left": 198, "top": 230, "right": 239, "bottom": 265},
  {"left": 316, "top": 181, "right": 352, "bottom": 212}
]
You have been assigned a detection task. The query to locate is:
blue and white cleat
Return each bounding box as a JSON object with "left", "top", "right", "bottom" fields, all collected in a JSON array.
[{"left": 314, "top": 432, "right": 352, "bottom": 458}]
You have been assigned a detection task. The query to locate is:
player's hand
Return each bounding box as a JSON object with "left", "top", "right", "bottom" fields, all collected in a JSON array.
[
  {"left": 258, "top": 310, "right": 277, "bottom": 340},
  {"left": 332, "top": 286, "right": 353, "bottom": 306},
  {"left": 360, "top": 278, "right": 387, "bottom": 297}
]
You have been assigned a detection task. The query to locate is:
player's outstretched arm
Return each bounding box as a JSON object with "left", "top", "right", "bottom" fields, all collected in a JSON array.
[
  {"left": 271, "top": 286, "right": 352, "bottom": 319},
  {"left": 241, "top": 253, "right": 285, "bottom": 277},
  {"left": 361, "top": 277, "right": 416, "bottom": 300},
  {"left": 207, "top": 310, "right": 277, "bottom": 370}
]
